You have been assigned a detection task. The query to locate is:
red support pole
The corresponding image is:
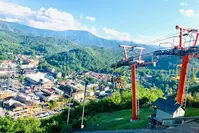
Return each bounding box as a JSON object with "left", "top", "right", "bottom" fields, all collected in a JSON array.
[
  {"left": 194, "top": 34, "right": 199, "bottom": 46},
  {"left": 131, "top": 64, "right": 138, "bottom": 120},
  {"left": 177, "top": 55, "right": 190, "bottom": 104}
]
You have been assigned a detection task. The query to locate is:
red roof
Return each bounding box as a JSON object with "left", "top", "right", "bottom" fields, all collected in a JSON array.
[{"left": 48, "top": 88, "right": 54, "bottom": 93}]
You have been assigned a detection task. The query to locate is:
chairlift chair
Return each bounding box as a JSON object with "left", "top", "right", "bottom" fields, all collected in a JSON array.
[
  {"left": 193, "top": 67, "right": 199, "bottom": 83},
  {"left": 171, "top": 64, "right": 182, "bottom": 80}
]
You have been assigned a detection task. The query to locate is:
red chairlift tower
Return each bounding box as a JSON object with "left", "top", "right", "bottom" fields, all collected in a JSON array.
[
  {"left": 153, "top": 25, "right": 199, "bottom": 105},
  {"left": 111, "top": 45, "right": 157, "bottom": 121},
  {"left": 176, "top": 25, "right": 199, "bottom": 104}
]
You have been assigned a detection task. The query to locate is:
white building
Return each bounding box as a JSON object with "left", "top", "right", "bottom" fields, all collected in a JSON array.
[
  {"left": 26, "top": 72, "right": 50, "bottom": 84},
  {"left": 0, "top": 60, "right": 16, "bottom": 69},
  {"left": 73, "top": 91, "right": 84, "bottom": 102},
  {"left": 87, "top": 84, "right": 98, "bottom": 89},
  {"left": 152, "top": 97, "right": 185, "bottom": 126},
  {"left": 26, "top": 72, "right": 54, "bottom": 88},
  {"left": 20, "top": 64, "right": 35, "bottom": 69},
  {"left": 53, "top": 88, "right": 64, "bottom": 95}
]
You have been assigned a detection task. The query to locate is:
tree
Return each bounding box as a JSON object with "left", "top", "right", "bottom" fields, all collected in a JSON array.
[
  {"left": 18, "top": 74, "right": 24, "bottom": 84},
  {"left": 48, "top": 100, "right": 58, "bottom": 110},
  {"left": 0, "top": 117, "right": 19, "bottom": 133},
  {"left": 17, "top": 117, "right": 43, "bottom": 133}
]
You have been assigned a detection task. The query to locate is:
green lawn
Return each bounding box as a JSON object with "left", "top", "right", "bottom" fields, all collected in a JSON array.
[
  {"left": 85, "top": 108, "right": 153, "bottom": 130},
  {"left": 85, "top": 107, "right": 199, "bottom": 131},
  {"left": 184, "top": 107, "right": 199, "bottom": 123},
  {"left": 185, "top": 107, "right": 199, "bottom": 117}
]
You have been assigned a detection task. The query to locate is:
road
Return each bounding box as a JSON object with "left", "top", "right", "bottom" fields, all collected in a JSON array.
[
  {"left": 74, "top": 129, "right": 167, "bottom": 133},
  {"left": 73, "top": 122, "right": 199, "bottom": 133}
]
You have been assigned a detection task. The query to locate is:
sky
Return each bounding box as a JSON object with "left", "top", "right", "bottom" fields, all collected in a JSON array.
[{"left": 0, "top": 0, "right": 199, "bottom": 44}]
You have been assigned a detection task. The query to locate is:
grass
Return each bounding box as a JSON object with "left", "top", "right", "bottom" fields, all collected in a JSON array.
[
  {"left": 85, "top": 108, "right": 153, "bottom": 130},
  {"left": 185, "top": 107, "right": 199, "bottom": 117},
  {"left": 185, "top": 107, "right": 199, "bottom": 123},
  {"left": 85, "top": 107, "right": 199, "bottom": 131}
]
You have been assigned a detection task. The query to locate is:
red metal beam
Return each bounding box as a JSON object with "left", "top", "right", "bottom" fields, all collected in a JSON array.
[
  {"left": 131, "top": 64, "right": 138, "bottom": 120},
  {"left": 177, "top": 55, "right": 190, "bottom": 104},
  {"left": 176, "top": 26, "right": 189, "bottom": 105},
  {"left": 194, "top": 34, "right": 199, "bottom": 46}
]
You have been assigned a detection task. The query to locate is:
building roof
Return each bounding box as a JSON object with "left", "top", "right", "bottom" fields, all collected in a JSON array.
[
  {"left": 153, "top": 97, "right": 182, "bottom": 114},
  {"left": 26, "top": 72, "right": 50, "bottom": 83},
  {"left": 4, "top": 99, "right": 23, "bottom": 106},
  {"left": 12, "top": 103, "right": 24, "bottom": 108},
  {"left": 48, "top": 88, "right": 54, "bottom": 93}
]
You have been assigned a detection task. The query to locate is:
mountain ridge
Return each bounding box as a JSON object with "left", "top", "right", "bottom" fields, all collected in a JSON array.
[{"left": 0, "top": 20, "right": 157, "bottom": 50}]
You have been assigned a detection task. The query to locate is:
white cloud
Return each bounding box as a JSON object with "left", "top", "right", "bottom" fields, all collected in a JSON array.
[
  {"left": 180, "top": 2, "right": 187, "bottom": 6},
  {"left": 179, "top": 9, "right": 184, "bottom": 13},
  {"left": 0, "top": 1, "right": 95, "bottom": 31},
  {"left": 86, "top": 16, "right": 96, "bottom": 22},
  {"left": 80, "top": 14, "right": 83, "bottom": 19},
  {"left": 103, "top": 27, "right": 132, "bottom": 41},
  {"left": 0, "top": 1, "right": 135, "bottom": 42},
  {"left": 89, "top": 26, "right": 97, "bottom": 35},
  {"left": 180, "top": 9, "right": 199, "bottom": 17},
  {"left": 184, "top": 9, "right": 195, "bottom": 17},
  {"left": 0, "top": 17, "right": 19, "bottom": 22},
  {"left": 0, "top": 1, "right": 32, "bottom": 17}
]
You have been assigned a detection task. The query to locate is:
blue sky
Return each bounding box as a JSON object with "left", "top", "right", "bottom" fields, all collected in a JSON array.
[{"left": 0, "top": 0, "right": 199, "bottom": 43}]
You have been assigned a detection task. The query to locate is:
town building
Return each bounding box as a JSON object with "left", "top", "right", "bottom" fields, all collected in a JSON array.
[
  {"left": 3, "top": 99, "right": 29, "bottom": 118},
  {"left": 42, "top": 88, "right": 54, "bottom": 95},
  {"left": 53, "top": 87, "right": 64, "bottom": 95},
  {"left": 35, "top": 91, "right": 58, "bottom": 102},
  {"left": 73, "top": 91, "right": 84, "bottom": 102},
  {"left": 26, "top": 72, "right": 54, "bottom": 89},
  {"left": 0, "top": 90, "right": 17, "bottom": 100},
  {"left": 152, "top": 97, "right": 185, "bottom": 126}
]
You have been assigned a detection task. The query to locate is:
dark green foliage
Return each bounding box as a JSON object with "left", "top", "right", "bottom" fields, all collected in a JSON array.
[
  {"left": 0, "top": 30, "right": 120, "bottom": 73},
  {"left": 0, "top": 117, "right": 43, "bottom": 133},
  {"left": 46, "top": 47, "right": 120, "bottom": 73}
]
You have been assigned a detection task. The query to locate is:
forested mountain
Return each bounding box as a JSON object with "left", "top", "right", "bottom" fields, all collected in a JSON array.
[
  {"left": 0, "top": 20, "right": 157, "bottom": 50},
  {"left": 0, "top": 30, "right": 121, "bottom": 72},
  {"left": 46, "top": 47, "right": 118, "bottom": 73},
  {"left": 1, "top": 20, "right": 199, "bottom": 73}
]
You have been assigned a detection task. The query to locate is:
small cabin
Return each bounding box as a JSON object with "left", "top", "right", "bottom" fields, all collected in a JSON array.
[{"left": 152, "top": 97, "right": 185, "bottom": 126}]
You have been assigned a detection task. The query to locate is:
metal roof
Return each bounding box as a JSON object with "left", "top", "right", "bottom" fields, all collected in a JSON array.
[{"left": 153, "top": 98, "right": 182, "bottom": 114}]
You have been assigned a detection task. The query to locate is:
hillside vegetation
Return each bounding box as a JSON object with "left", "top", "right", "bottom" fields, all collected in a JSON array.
[{"left": 0, "top": 30, "right": 120, "bottom": 73}]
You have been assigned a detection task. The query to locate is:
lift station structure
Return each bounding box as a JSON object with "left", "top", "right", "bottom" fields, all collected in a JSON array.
[
  {"left": 111, "top": 25, "right": 199, "bottom": 121},
  {"left": 153, "top": 25, "right": 199, "bottom": 107}
]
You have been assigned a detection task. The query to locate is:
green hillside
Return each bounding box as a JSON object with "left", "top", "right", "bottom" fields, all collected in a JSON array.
[{"left": 0, "top": 30, "right": 120, "bottom": 72}]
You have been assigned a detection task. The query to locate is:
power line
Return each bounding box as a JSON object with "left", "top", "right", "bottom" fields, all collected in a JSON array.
[{"left": 105, "top": 32, "right": 181, "bottom": 67}]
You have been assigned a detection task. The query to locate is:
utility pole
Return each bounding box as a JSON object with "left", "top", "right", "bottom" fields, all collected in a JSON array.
[
  {"left": 81, "top": 80, "right": 88, "bottom": 129},
  {"left": 67, "top": 88, "right": 73, "bottom": 125}
]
